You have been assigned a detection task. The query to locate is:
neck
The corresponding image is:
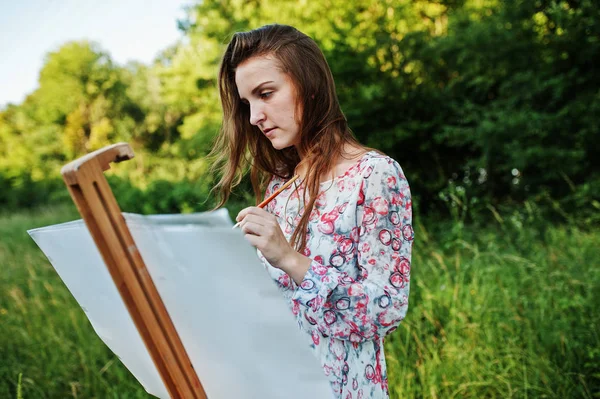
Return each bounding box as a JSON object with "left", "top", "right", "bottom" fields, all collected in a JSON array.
[{"left": 294, "top": 144, "right": 305, "bottom": 160}]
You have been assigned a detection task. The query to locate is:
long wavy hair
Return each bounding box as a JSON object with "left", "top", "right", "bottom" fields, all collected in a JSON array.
[{"left": 210, "top": 24, "right": 365, "bottom": 252}]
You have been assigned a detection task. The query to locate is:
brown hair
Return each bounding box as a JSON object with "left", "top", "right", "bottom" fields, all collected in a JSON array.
[{"left": 210, "top": 24, "right": 364, "bottom": 252}]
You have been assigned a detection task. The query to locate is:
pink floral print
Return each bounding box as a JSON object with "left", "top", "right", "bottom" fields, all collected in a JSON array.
[{"left": 260, "top": 151, "right": 413, "bottom": 399}]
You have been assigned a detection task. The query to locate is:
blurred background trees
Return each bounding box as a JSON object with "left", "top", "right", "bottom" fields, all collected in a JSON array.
[{"left": 1, "top": 0, "right": 598, "bottom": 224}]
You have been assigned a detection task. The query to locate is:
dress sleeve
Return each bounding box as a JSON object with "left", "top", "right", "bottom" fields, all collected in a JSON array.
[{"left": 290, "top": 158, "right": 413, "bottom": 343}]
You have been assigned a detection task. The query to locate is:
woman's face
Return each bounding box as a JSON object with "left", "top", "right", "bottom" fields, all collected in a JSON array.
[{"left": 235, "top": 55, "right": 302, "bottom": 151}]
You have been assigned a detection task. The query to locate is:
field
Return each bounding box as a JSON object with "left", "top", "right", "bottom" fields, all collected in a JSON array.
[{"left": 1, "top": 205, "right": 598, "bottom": 398}]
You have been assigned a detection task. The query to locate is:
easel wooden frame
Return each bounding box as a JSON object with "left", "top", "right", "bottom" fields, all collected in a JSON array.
[{"left": 61, "top": 142, "right": 206, "bottom": 399}]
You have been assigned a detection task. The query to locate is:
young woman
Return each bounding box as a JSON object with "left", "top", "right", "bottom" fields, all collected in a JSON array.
[{"left": 210, "top": 24, "right": 413, "bottom": 399}]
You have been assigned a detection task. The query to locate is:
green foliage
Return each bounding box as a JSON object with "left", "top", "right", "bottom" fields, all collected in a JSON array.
[
  {"left": 31, "top": 41, "right": 138, "bottom": 157},
  {"left": 107, "top": 175, "right": 215, "bottom": 215},
  {"left": 0, "top": 0, "right": 598, "bottom": 223},
  {"left": 1, "top": 207, "right": 598, "bottom": 398}
]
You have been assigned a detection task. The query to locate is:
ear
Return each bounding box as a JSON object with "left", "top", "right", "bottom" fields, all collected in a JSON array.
[{"left": 311, "top": 94, "right": 315, "bottom": 99}]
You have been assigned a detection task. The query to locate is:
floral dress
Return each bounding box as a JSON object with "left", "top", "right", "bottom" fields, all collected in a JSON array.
[{"left": 260, "top": 151, "right": 413, "bottom": 399}]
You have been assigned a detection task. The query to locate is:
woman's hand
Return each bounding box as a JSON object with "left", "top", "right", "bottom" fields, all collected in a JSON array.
[{"left": 236, "top": 206, "right": 310, "bottom": 283}]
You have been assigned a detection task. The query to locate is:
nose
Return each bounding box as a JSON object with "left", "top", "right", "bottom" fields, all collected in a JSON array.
[{"left": 249, "top": 102, "right": 265, "bottom": 126}]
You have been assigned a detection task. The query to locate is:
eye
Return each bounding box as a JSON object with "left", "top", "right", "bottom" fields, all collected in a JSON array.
[{"left": 260, "top": 91, "right": 273, "bottom": 99}]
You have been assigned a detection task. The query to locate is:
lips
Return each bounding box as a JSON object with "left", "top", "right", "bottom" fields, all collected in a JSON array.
[{"left": 263, "top": 127, "right": 277, "bottom": 136}]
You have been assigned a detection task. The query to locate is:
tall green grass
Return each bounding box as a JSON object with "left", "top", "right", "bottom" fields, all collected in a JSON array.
[
  {"left": 1, "top": 205, "right": 598, "bottom": 398},
  {"left": 386, "top": 215, "right": 600, "bottom": 398},
  {"left": 0, "top": 205, "right": 150, "bottom": 398}
]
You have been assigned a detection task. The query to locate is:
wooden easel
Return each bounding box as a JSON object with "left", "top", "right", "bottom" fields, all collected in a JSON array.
[{"left": 61, "top": 143, "right": 207, "bottom": 399}]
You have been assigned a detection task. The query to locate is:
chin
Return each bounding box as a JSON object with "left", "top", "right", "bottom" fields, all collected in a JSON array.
[{"left": 270, "top": 140, "right": 293, "bottom": 151}]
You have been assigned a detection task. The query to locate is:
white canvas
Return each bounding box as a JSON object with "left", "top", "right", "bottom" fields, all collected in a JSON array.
[{"left": 28, "top": 209, "right": 332, "bottom": 399}]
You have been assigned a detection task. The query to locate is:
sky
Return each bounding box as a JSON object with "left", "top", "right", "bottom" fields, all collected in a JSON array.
[{"left": 0, "top": 0, "right": 190, "bottom": 107}]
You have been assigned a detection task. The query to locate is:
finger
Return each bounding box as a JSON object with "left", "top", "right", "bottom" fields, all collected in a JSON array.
[
  {"left": 236, "top": 206, "right": 257, "bottom": 222},
  {"left": 240, "top": 214, "right": 272, "bottom": 228},
  {"left": 237, "top": 215, "right": 263, "bottom": 231},
  {"left": 237, "top": 206, "right": 276, "bottom": 222},
  {"left": 240, "top": 221, "right": 267, "bottom": 237},
  {"left": 243, "top": 233, "right": 264, "bottom": 248}
]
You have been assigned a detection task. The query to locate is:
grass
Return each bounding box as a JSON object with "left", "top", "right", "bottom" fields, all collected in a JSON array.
[
  {"left": 0, "top": 205, "right": 150, "bottom": 398},
  {"left": 0, "top": 204, "right": 598, "bottom": 398},
  {"left": 385, "top": 216, "right": 600, "bottom": 398}
]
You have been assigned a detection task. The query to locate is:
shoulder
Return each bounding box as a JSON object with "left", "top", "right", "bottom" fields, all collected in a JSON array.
[{"left": 357, "top": 151, "right": 406, "bottom": 180}]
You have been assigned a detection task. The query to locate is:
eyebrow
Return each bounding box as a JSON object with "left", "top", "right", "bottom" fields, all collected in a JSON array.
[{"left": 239, "top": 81, "right": 274, "bottom": 101}]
